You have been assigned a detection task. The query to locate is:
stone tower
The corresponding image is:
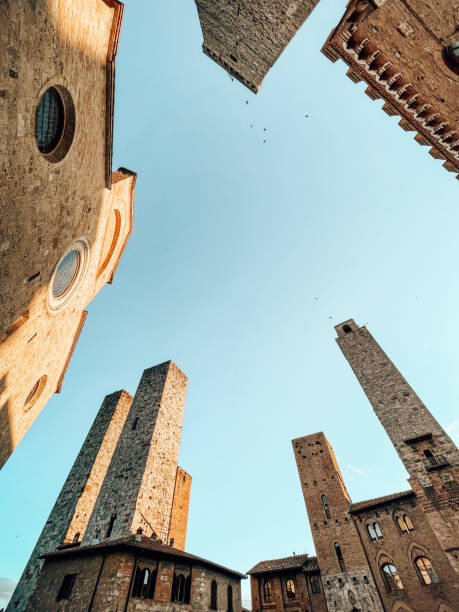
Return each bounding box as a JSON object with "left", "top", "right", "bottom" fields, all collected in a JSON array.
[
  {"left": 335, "top": 319, "right": 459, "bottom": 574},
  {"left": 7, "top": 362, "right": 192, "bottom": 612},
  {"left": 7, "top": 390, "right": 133, "bottom": 611},
  {"left": 194, "top": 0, "right": 320, "bottom": 92},
  {"left": 293, "top": 432, "right": 384, "bottom": 611}
]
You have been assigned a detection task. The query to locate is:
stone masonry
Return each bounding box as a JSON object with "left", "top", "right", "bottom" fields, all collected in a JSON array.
[
  {"left": 336, "top": 319, "right": 459, "bottom": 574},
  {"left": 83, "top": 361, "right": 189, "bottom": 544},
  {"left": 194, "top": 0, "right": 320, "bottom": 92},
  {"left": 293, "top": 432, "right": 384, "bottom": 612},
  {"left": 321, "top": 0, "right": 459, "bottom": 178},
  {"left": 168, "top": 466, "right": 193, "bottom": 551},
  {"left": 7, "top": 389, "right": 133, "bottom": 612},
  {"left": 0, "top": 0, "right": 136, "bottom": 469}
]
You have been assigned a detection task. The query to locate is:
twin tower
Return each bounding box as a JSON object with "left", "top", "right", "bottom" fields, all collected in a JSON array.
[{"left": 9, "top": 361, "right": 192, "bottom": 611}]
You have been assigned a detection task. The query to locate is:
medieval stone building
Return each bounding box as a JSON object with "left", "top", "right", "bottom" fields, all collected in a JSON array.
[
  {"left": 251, "top": 321, "right": 458, "bottom": 612},
  {"left": 7, "top": 361, "right": 244, "bottom": 611},
  {"left": 0, "top": 0, "right": 136, "bottom": 470},
  {"left": 321, "top": 0, "right": 459, "bottom": 179},
  {"left": 193, "top": 0, "right": 320, "bottom": 92},
  {"left": 248, "top": 554, "right": 328, "bottom": 612}
]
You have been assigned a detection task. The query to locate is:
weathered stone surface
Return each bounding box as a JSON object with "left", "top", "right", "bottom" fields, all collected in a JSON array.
[
  {"left": 0, "top": 0, "right": 135, "bottom": 469},
  {"left": 168, "top": 466, "right": 192, "bottom": 551},
  {"left": 322, "top": 0, "right": 459, "bottom": 178},
  {"left": 7, "top": 390, "right": 133, "bottom": 611},
  {"left": 194, "top": 0, "right": 320, "bottom": 92}
]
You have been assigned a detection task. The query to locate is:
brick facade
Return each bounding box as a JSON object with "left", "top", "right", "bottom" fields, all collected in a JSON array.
[
  {"left": 321, "top": 0, "right": 459, "bottom": 178},
  {"left": 0, "top": 0, "right": 136, "bottom": 470},
  {"left": 168, "top": 467, "right": 193, "bottom": 551},
  {"left": 194, "top": 0, "right": 320, "bottom": 92}
]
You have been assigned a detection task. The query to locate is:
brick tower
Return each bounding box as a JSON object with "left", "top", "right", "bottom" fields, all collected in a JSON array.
[
  {"left": 322, "top": 0, "right": 459, "bottom": 178},
  {"left": 335, "top": 319, "right": 459, "bottom": 574},
  {"left": 293, "top": 433, "right": 384, "bottom": 611},
  {"left": 8, "top": 362, "right": 192, "bottom": 611},
  {"left": 194, "top": 1, "right": 320, "bottom": 92}
]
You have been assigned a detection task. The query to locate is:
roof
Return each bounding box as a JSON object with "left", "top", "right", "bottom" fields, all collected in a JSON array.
[
  {"left": 42, "top": 535, "right": 245, "bottom": 579},
  {"left": 350, "top": 490, "right": 414, "bottom": 513},
  {"left": 248, "top": 554, "right": 318, "bottom": 575}
]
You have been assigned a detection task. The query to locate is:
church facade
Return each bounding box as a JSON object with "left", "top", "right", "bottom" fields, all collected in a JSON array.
[{"left": 0, "top": 0, "right": 136, "bottom": 470}]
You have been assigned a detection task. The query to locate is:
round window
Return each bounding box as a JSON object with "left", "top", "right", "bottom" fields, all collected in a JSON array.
[
  {"left": 35, "top": 85, "right": 75, "bottom": 162},
  {"left": 48, "top": 239, "right": 90, "bottom": 313},
  {"left": 52, "top": 250, "right": 80, "bottom": 297},
  {"left": 35, "top": 87, "right": 64, "bottom": 153},
  {"left": 24, "top": 376, "right": 47, "bottom": 412}
]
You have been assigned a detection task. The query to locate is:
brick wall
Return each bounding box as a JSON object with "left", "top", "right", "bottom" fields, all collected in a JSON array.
[{"left": 293, "top": 433, "right": 384, "bottom": 611}]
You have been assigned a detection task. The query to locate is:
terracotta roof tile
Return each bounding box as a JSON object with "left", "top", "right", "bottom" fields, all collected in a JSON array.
[{"left": 248, "top": 554, "right": 318, "bottom": 575}]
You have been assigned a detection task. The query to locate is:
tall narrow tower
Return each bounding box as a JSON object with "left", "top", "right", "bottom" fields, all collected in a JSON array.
[
  {"left": 83, "top": 361, "right": 188, "bottom": 544},
  {"left": 293, "top": 433, "right": 384, "bottom": 611},
  {"left": 7, "top": 390, "right": 133, "bottom": 612},
  {"left": 335, "top": 319, "right": 459, "bottom": 573}
]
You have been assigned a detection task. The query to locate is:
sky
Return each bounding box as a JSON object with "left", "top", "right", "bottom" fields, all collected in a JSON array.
[{"left": 1, "top": 0, "right": 458, "bottom": 608}]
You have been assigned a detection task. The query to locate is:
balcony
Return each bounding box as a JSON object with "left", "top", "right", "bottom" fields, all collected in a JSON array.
[{"left": 424, "top": 454, "right": 450, "bottom": 471}]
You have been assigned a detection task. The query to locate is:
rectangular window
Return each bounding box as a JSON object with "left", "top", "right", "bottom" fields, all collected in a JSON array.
[{"left": 57, "top": 574, "right": 77, "bottom": 601}]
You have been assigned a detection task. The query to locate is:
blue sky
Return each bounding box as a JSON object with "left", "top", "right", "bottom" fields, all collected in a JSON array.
[{"left": 1, "top": 0, "right": 458, "bottom": 607}]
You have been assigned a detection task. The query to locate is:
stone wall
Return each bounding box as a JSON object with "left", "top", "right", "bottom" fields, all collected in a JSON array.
[
  {"left": 83, "top": 362, "right": 189, "bottom": 544},
  {"left": 0, "top": 0, "right": 135, "bottom": 470},
  {"left": 194, "top": 0, "right": 320, "bottom": 92},
  {"left": 322, "top": 0, "right": 459, "bottom": 177},
  {"left": 7, "top": 390, "right": 132, "bottom": 612},
  {"left": 28, "top": 550, "right": 243, "bottom": 612},
  {"left": 251, "top": 570, "right": 328, "bottom": 612},
  {"left": 168, "top": 466, "right": 192, "bottom": 550}
]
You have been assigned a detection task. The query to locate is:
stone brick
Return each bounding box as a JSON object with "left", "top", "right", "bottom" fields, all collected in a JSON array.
[
  {"left": 7, "top": 390, "right": 133, "bottom": 611},
  {"left": 194, "top": 1, "right": 320, "bottom": 92},
  {"left": 0, "top": 0, "right": 136, "bottom": 470},
  {"left": 168, "top": 466, "right": 192, "bottom": 551}
]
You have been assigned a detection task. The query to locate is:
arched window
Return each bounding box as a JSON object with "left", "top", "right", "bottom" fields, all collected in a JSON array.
[
  {"left": 322, "top": 495, "right": 331, "bottom": 519},
  {"left": 227, "top": 585, "right": 233, "bottom": 612},
  {"left": 366, "top": 524, "right": 377, "bottom": 542},
  {"left": 395, "top": 513, "right": 414, "bottom": 533},
  {"left": 381, "top": 563, "right": 404, "bottom": 591},
  {"left": 72, "top": 532, "right": 80, "bottom": 543},
  {"left": 132, "top": 567, "right": 156, "bottom": 599},
  {"left": 172, "top": 572, "right": 191, "bottom": 604},
  {"left": 334, "top": 542, "right": 346, "bottom": 572},
  {"left": 263, "top": 580, "right": 273, "bottom": 603},
  {"left": 286, "top": 578, "right": 295, "bottom": 598},
  {"left": 414, "top": 557, "right": 439, "bottom": 585},
  {"left": 374, "top": 522, "right": 383, "bottom": 539},
  {"left": 132, "top": 417, "right": 139, "bottom": 430},
  {"left": 176, "top": 574, "right": 186, "bottom": 602},
  {"left": 210, "top": 580, "right": 217, "bottom": 609}
]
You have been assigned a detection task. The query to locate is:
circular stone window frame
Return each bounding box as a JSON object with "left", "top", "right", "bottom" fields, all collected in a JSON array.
[
  {"left": 48, "top": 238, "right": 91, "bottom": 314},
  {"left": 23, "top": 375, "right": 48, "bottom": 413},
  {"left": 34, "top": 82, "right": 76, "bottom": 163}
]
